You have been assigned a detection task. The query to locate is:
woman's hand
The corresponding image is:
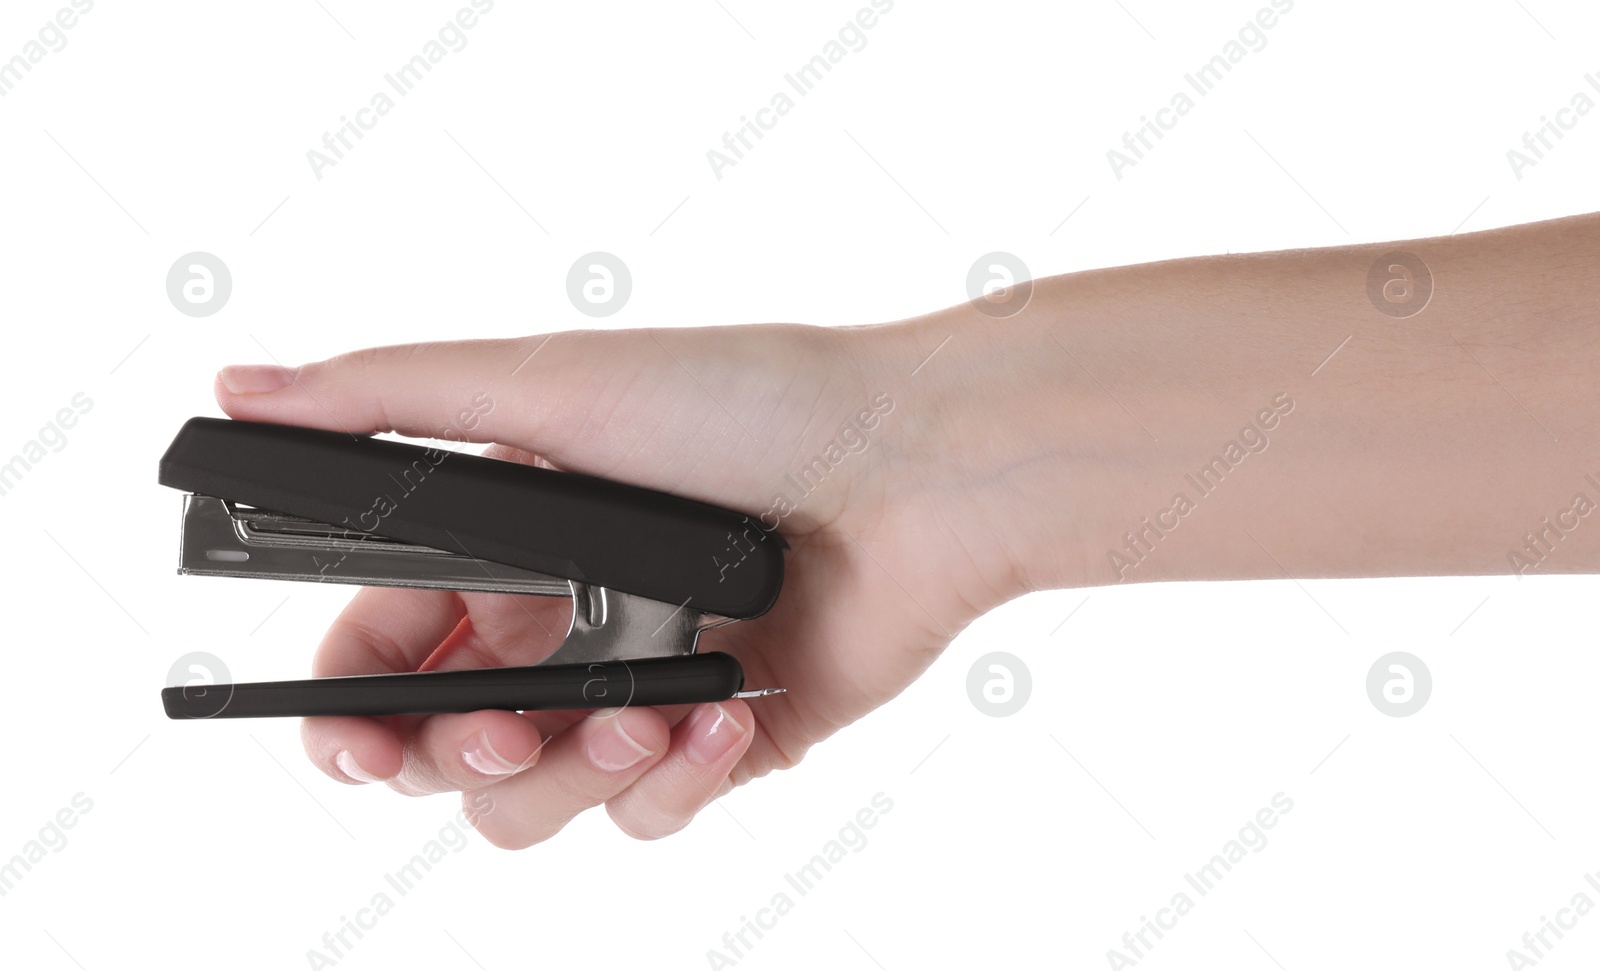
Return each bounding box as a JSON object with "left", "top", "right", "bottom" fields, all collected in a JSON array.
[
  {"left": 214, "top": 319, "right": 1022, "bottom": 848},
  {"left": 212, "top": 211, "right": 1600, "bottom": 846}
]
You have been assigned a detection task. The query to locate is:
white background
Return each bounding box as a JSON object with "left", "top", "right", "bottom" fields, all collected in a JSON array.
[{"left": 2, "top": 1, "right": 1598, "bottom": 968}]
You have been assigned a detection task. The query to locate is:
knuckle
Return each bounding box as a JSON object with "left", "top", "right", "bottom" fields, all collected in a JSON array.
[
  {"left": 322, "top": 617, "right": 411, "bottom": 677},
  {"left": 474, "top": 822, "right": 536, "bottom": 851},
  {"left": 384, "top": 777, "right": 432, "bottom": 798},
  {"left": 607, "top": 798, "right": 688, "bottom": 842},
  {"left": 468, "top": 811, "right": 553, "bottom": 851},
  {"left": 460, "top": 795, "right": 524, "bottom": 849},
  {"left": 546, "top": 767, "right": 610, "bottom": 811},
  {"left": 386, "top": 748, "right": 451, "bottom": 797},
  {"left": 332, "top": 344, "right": 399, "bottom": 374}
]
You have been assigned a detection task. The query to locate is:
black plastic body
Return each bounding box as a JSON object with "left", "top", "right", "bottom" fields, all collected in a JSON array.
[
  {"left": 161, "top": 653, "right": 746, "bottom": 719},
  {"left": 159, "top": 417, "right": 785, "bottom": 619}
]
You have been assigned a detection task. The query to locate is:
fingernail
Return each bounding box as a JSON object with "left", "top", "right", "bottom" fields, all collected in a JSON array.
[
  {"left": 587, "top": 709, "right": 654, "bottom": 772},
  {"left": 335, "top": 749, "right": 386, "bottom": 784},
  {"left": 462, "top": 730, "right": 523, "bottom": 777},
  {"left": 219, "top": 364, "right": 296, "bottom": 394},
  {"left": 684, "top": 703, "right": 745, "bottom": 765}
]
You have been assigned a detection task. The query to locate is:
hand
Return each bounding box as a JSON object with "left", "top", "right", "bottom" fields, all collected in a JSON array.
[{"left": 215, "top": 322, "right": 1018, "bottom": 848}]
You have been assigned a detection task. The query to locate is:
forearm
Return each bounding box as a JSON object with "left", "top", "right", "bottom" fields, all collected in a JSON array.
[{"left": 881, "top": 212, "right": 1600, "bottom": 600}]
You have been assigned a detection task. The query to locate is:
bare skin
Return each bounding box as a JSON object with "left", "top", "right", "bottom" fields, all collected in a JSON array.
[{"left": 214, "top": 210, "right": 1600, "bottom": 848}]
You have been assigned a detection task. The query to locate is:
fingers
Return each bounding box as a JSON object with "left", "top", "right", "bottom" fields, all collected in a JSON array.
[
  {"left": 214, "top": 337, "right": 591, "bottom": 452},
  {"left": 301, "top": 569, "right": 575, "bottom": 791},
  {"left": 390, "top": 711, "right": 546, "bottom": 795},
  {"left": 312, "top": 587, "right": 465, "bottom": 678},
  {"left": 604, "top": 700, "right": 756, "bottom": 840},
  {"left": 469, "top": 707, "right": 672, "bottom": 850},
  {"left": 301, "top": 586, "right": 465, "bottom": 785},
  {"left": 301, "top": 587, "right": 755, "bottom": 823},
  {"left": 305, "top": 708, "right": 547, "bottom": 793},
  {"left": 418, "top": 590, "right": 571, "bottom": 673},
  {"left": 304, "top": 713, "right": 402, "bottom": 784},
  {"left": 466, "top": 701, "right": 757, "bottom": 849}
]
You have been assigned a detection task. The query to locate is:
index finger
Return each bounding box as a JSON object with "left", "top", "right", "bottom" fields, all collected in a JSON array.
[
  {"left": 312, "top": 586, "right": 466, "bottom": 678},
  {"left": 300, "top": 585, "right": 465, "bottom": 785}
]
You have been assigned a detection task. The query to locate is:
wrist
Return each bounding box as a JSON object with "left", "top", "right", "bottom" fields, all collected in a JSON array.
[
  {"left": 858, "top": 260, "right": 1294, "bottom": 603},
  {"left": 851, "top": 297, "right": 1119, "bottom": 616}
]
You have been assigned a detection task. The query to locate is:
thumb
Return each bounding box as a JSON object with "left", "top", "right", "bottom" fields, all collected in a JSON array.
[{"left": 214, "top": 336, "right": 593, "bottom": 455}]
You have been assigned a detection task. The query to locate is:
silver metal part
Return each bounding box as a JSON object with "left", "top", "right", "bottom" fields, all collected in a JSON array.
[
  {"left": 180, "top": 494, "right": 572, "bottom": 596},
  {"left": 177, "top": 494, "right": 746, "bottom": 668},
  {"left": 541, "top": 585, "right": 706, "bottom": 665},
  {"left": 732, "top": 688, "right": 787, "bottom": 698}
]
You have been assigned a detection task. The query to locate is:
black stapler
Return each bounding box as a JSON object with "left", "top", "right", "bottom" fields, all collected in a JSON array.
[{"left": 158, "top": 418, "right": 786, "bottom": 719}]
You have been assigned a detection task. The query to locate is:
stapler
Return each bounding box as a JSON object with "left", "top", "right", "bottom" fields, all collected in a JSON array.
[{"left": 157, "top": 417, "right": 786, "bottom": 719}]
